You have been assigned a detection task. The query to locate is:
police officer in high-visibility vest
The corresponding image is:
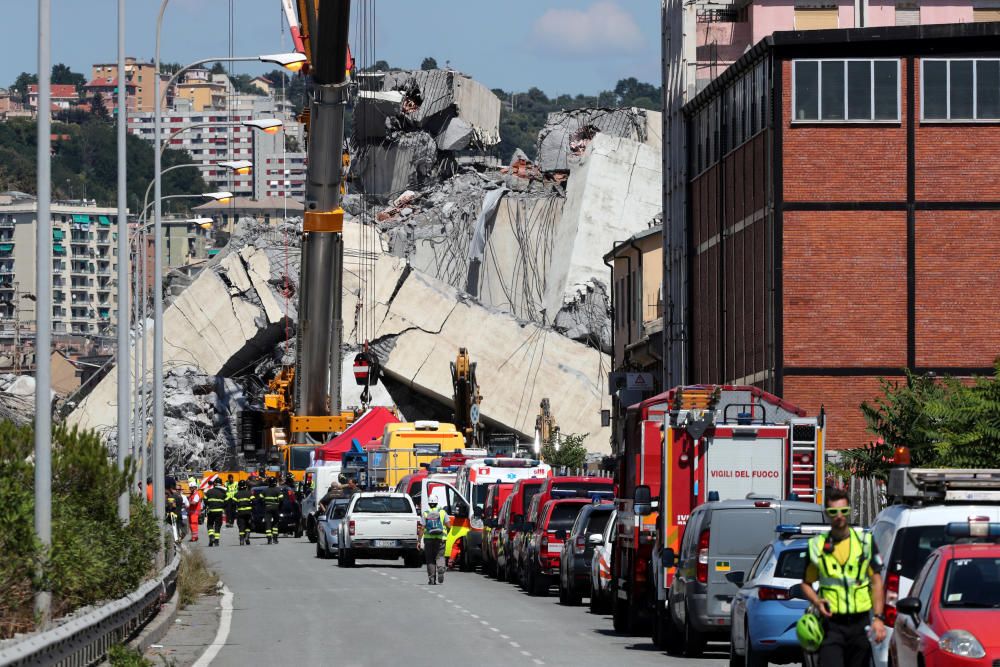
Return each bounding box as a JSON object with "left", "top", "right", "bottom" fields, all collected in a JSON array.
[
  {"left": 234, "top": 479, "right": 254, "bottom": 546},
  {"left": 801, "top": 487, "right": 887, "bottom": 666},
  {"left": 204, "top": 478, "right": 228, "bottom": 547},
  {"left": 262, "top": 477, "right": 284, "bottom": 544},
  {"left": 224, "top": 474, "right": 238, "bottom": 527},
  {"left": 420, "top": 497, "right": 451, "bottom": 585}
]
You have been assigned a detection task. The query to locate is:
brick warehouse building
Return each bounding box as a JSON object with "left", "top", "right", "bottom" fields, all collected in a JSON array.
[{"left": 683, "top": 22, "right": 1000, "bottom": 448}]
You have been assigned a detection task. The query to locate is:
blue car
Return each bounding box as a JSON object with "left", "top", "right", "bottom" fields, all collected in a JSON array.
[{"left": 729, "top": 525, "right": 825, "bottom": 667}]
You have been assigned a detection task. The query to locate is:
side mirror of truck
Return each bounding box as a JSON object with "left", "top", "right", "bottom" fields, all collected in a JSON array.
[
  {"left": 660, "top": 548, "right": 676, "bottom": 568},
  {"left": 588, "top": 533, "right": 604, "bottom": 546},
  {"left": 634, "top": 484, "right": 652, "bottom": 516},
  {"left": 725, "top": 571, "right": 745, "bottom": 587},
  {"left": 555, "top": 529, "right": 567, "bottom": 541}
]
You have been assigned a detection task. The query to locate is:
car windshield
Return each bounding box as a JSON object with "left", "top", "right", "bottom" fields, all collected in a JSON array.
[
  {"left": 548, "top": 504, "right": 585, "bottom": 530},
  {"left": 353, "top": 496, "right": 413, "bottom": 514},
  {"left": 330, "top": 504, "right": 348, "bottom": 520},
  {"left": 890, "top": 526, "right": 963, "bottom": 580},
  {"left": 473, "top": 484, "right": 490, "bottom": 511},
  {"left": 552, "top": 482, "right": 612, "bottom": 496},
  {"left": 776, "top": 548, "right": 808, "bottom": 579},
  {"left": 522, "top": 485, "right": 541, "bottom": 508},
  {"left": 941, "top": 557, "right": 1000, "bottom": 608},
  {"left": 289, "top": 447, "right": 312, "bottom": 470}
]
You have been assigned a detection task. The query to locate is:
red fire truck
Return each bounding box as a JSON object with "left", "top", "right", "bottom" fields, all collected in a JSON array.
[{"left": 610, "top": 385, "right": 825, "bottom": 642}]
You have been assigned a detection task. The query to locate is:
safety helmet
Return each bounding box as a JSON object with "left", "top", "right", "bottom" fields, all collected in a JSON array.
[
  {"left": 212, "top": 478, "right": 223, "bottom": 487},
  {"left": 285, "top": 474, "right": 295, "bottom": 485},
  {"left": 428, "top": 497, "right": 439, "bottom": 507},
  {"left": 796, "top": 612, "right": 824, "bottom": 652},
  {"left": 188, "top": 477, "right": 198, "bottom": 488},
  {"left": 268, "top": 476, "right": 277, "bottom": 487},
  {"left": 238, "top": 480, "right": 248, "bottom": 490},
  {"left": 338, "top": 473, "right": 348, "bottom": 484}
]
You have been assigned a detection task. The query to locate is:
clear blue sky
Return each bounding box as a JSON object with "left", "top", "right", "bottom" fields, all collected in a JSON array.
[{"left": 1, "top": 1, "right": 661, "bottom": 95}]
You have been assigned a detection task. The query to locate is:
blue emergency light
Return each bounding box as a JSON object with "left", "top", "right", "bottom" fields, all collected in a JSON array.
[
  {"left": 776, "top": 524, "right": 829, "bottom": 537},
  {"left": 945, "top": 521, "right": 1000, "bottom": 538},
  {"left": 483, "top": 458, "right": 540, "bottom": 467},
  {"left": 550, "top": 489, "right": 578, "bottom": 499}
]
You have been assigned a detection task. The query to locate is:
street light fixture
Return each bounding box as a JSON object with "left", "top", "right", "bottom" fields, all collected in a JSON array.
[
  {"left": 218, "top": 160, "right": 253, "bottom": 176},
  {"left": 243, "top": 118, "right": 283, "bottom": 134},
  {"left": 259, "top": 52, "right": 308, "bottom": 73},
  {"left": 201, "top": 191, "right": 235, "bottom": 203}
]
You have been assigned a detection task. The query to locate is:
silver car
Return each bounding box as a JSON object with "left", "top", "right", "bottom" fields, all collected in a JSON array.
[
  {"left": 316, "top": 498, "right": 350, "bottom": 559},
  {"left": 589, "top": 509, "right": 616, "bottom": 613}
]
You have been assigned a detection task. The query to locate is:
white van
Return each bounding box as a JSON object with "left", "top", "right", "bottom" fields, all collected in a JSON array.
[{"left": 302, "top": 464, "right": 343, "bottom": 542}]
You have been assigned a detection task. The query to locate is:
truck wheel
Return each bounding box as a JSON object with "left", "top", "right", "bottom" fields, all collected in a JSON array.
[
  {"left": 612, "top": 594, "right": 629, "bottom": 633},
  {"left": 458, "top": 540, "right": 473, "bottom": 572},
  {"left": 497, "top": 561, "right": 507, "bottom": 583},
  {"left": 338, "top": 549, "right": 355, "bottom": 568},
  {"left": 529, "top": 568, "right": 548, "bottom": 597},
  {"left": 589, "top": 583, "right": 605, "bottom": 614},
  {"left": 306, "top": 517, "right": 317, "bottom": 543}
]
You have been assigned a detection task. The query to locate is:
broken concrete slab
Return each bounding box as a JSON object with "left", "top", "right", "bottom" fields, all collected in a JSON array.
[
  {"left": 543, "top": 132, "right": 662, "bottom": 333},
  {"left": 537, "top": 107, "right": 662, "bottom": 173},
  {"left": 436, "top": 116, "right": 474, "bottom": 152},
  {"left": 353, "top": 90, "right": 404, "bottom": 141},
  {"left": 362, "top": 255, "right": 611, "bottom": 453},
  {"left": 354, "top": 131, "right": 438, "bottom": 201}
]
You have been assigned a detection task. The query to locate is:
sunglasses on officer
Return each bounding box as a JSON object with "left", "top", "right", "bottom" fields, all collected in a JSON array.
[{"left": 825, "top": 507, "right": 851, "bottom": 517}]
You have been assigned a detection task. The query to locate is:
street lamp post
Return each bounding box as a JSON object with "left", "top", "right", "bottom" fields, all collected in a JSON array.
[
  {"left": 151, "top": 10, "right": 303, "bottom": 541},
  {"left": 116, "top": 0, "right": 130, "bottom": 523}
]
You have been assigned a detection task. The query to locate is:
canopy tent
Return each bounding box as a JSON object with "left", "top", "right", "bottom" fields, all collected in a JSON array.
[{"left": 313, "top": 406, "right": 398, "bottom": 463}]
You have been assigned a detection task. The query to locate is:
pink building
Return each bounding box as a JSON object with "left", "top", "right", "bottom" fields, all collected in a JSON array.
[{"left": 82, "top": 77, "right": 138, "bottom": 114}]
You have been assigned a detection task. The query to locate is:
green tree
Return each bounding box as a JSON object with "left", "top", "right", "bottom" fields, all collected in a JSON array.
[
  {"left": 51, "top": 63, "right": 86, "bottom": 94},
  {"left": 91, "top": 92, "right": 110, "bottom": 121},
  {"left": 209, "top": 62, "right": 227, "bottom": 75},
  {"left": 540, "top": 432, "right": 589, "bottom": 470},
  {"left": 10, "top": 72, "right": 37, "bottom": 105},
  {"left": 421, "top": 57, "right": 438, "bottom": 71}
]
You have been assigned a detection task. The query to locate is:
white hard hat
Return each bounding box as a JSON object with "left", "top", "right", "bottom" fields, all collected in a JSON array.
[{"left": 428, "top": 497, "right": 439, "bottom": 506}]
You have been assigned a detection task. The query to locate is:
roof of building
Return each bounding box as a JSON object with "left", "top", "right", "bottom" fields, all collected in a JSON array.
[
  {"left": 84, "top": 77, "right": 135, "bottom": 89},
  {"left": 685, "top": 21, "right": 1000, "bottom": 113},
  {"left": 28, "top": 84, "right": 78, "bottom": 98},
  {"left": 192, "top": 196, "right": 305, "bottom": 213},
  {"left": 603, "top": 224, "right": 664, "bottom": 262}
]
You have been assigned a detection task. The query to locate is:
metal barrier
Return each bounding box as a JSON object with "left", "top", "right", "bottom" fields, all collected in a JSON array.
[{"left": 0, "top": 554, "right": 180, "bottom": 667}]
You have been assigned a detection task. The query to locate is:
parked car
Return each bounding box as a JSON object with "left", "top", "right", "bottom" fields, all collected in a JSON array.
[
  {"left": 590, "top": 509, "right": 617, "bottom": 613},
  {"left": 869, "top": 465, "right": 1000, "bottom": 667},
  {"left": 729, "top": 525, "right": 823, "bottom": 667},
  {"left": 890, "top": 520, "right": 1000, "bottom": 667},
  {"left": 559, "top": 502, "right": 615, "bottom": 605},
  {"left": 316, "top": 498, "right": 351, "bottom": 559},
  {"left": 482, "top": 482, "right": 514, "bottom": 578},
  {"left": 495, "top": 494, "right": 517, "bottom": 582},
  {"left": 665, "top": 498, "right": 826, "bottom": 656},
  {"left": 523, "top": 497, "right": 592, "bottom": 596},
  {"left": 337, "top": 492, "right": 421, "bottom": 568}
]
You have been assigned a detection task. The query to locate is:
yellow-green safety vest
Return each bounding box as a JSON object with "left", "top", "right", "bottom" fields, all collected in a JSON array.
[{"left": 807, "top": 529, "right": 875, "bottom": 615}]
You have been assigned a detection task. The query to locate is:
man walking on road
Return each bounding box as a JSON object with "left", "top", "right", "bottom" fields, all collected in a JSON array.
[
  {"left": 262, "top": 477, "right": 284, "bottom": 544},
  {"left": 235, "top": 479, "right": 254, "bottom": 545},
  {"left": 204, "top": 478, "right": 228, "bottom": 547},
  {"left": 420, "top": 497, "right": 451, "bottom": 585},
  {"left": 186, "top": 477, "right": 203, "bottom": 542},
  {"left": 801, "top": 487, "right": 887, "bottom": 667},
  {"left": 225, "top": 474, "right": 238, "bottom": 527}
]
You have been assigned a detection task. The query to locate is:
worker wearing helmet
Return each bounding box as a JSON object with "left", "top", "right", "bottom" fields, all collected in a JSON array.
[
  {"left": 186, "top": 477, "right": 203, "bottom": 542},
  {"left": 235, "top": 479, "right": 254, "bottom": 546},
  {"left": 420, "top": 497, "right": 451, "bottom": 585},
  {"left": 799, "top": 487, "right": 886, "bottom": 666},
  {"left": 261, "top": 477, "right": 284, "bottom": 544},
  {"left": 203, "top": 478, "right": 228, "bottom": 547}
]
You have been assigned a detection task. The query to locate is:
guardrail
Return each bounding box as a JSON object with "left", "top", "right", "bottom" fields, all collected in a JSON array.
[{"left": 0, "top": 553, "right": 180, "bottom": 667}]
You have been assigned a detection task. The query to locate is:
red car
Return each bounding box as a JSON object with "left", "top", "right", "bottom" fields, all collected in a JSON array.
[
  {"left": 891, "top": 521, "right": 1000, "bottom": 667},
  {"left": 523, "top": 497, "right": 592, "bottom": 596}
]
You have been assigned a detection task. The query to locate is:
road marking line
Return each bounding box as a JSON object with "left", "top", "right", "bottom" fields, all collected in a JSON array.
[
  {"left": 532, "top": 659, "right": 544, "bottom": 665},
  {"left": 500, "top": 634, "right": 510, "bottom": 639},
  {"left": 437, "top": 594, "right": 445, "bottom": 598},
  {"left": 509, "top": 642, "right": 520, "bottom": 648},
  {"left": 470, "top": 614, "right": 480, "bottom": 619},
  {"left": 446, "top": 599, "right": 453, "bottom": 603},
  {"left": 390, "top": 576, "right": 398, "bottom": 580},
  {"left": 192, "top": 585, "right": 233, "bottom": 667},
  {"left": 489, "top": 627, "right": 499, "bottom": 632},
  {"left": 520, "top": 651, "right": 531, "bottom": 657},
  {"left": 480, "top": 620, "right": 488, "bottom": 625}
]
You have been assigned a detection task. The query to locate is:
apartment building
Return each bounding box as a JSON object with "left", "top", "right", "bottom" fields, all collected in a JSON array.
[
  {"left": 27, "top": 84, "right": 78, "bottom": 110},
  {"left": 0, "top": 198, "right": 120, "bottom": 338},
  {"left": 681, "top": 21, "right": 1000, "bottom": 448},
  {"left": 91, "top": 58, "right": 165, "bottom": 112},
  {"left": 659, "top": 0, "right": 1000, "bottom": 389},
  {"left": 82, "top": 76, "right": 137, "bottom": 114}
]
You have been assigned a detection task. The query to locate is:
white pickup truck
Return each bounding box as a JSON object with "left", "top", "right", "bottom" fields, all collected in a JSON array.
[{"left": 337, "top": 492, "right": 422, "bottom": 568}]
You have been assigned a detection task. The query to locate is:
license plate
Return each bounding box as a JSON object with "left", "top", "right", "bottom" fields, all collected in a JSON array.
[
  {"left": 720, "top": 600, "right": 732, "bottom": 614},
  {"left": 374, "top": 540, "right": 397, "bottom": 548}
]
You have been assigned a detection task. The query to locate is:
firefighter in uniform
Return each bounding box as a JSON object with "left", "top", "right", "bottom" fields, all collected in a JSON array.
[
  {"left": 204, "top": 478, "right": 228, "bottom": 547},
  {"left": 262, "top": 477, "right": 284, "bottom": 544},
  {"left": 801, "top": 487, "right": 887, "bottom": 667},
  {"left": 235, "top": 479, "right": 254, "bottom": 545},
  {"left": 224, "top": 474, "right": 238, "bottom": 527}
]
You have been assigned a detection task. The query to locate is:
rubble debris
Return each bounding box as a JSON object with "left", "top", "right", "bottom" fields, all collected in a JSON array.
[
  {"left": 0, "top": 374, "right": 35, "bottom": 425},
  {"left": 536, "top": 107, "right": 662, "bottom": 173},
  {"left": 161, "top": 366, "right": 248, "bottom": 471}
]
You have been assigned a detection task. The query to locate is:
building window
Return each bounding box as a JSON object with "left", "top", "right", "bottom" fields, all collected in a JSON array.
[
  {"left": 922, "top": 59, "right": 1000, "bottom": 121},
  {"left": 793, "top": 59, "right": 899, "bottom": 122},
  {"left": 895, "top": 3, "right": 920, "bottom": 25},
  {"left": 794, "top": 6, "right": 839, "bottom": 29}
]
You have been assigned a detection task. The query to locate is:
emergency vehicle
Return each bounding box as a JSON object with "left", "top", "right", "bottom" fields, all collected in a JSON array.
[
  {"left": 452, "top": 458, "right": 552, "bottom": 570},
  {"left": 611, "top": 385, "right": 825, "bottom": 643}
]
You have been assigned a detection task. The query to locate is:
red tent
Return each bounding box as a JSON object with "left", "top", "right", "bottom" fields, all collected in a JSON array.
[{"left": 313, "top": 406, "right": 398, "bottom": 463}]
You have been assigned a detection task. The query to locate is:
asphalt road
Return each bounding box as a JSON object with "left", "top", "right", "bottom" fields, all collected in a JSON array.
[{"left": 196, "top": 527, "right": 729, "bottom": 667}]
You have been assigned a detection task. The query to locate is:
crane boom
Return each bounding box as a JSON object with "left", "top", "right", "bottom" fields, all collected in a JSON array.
[{"left": 292, "top": 0, "right": 353, "bottom": 439}]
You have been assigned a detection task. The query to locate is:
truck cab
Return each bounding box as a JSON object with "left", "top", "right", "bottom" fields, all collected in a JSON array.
[{"left": 482, "top": 482, "right": 514, "bottom": 577}]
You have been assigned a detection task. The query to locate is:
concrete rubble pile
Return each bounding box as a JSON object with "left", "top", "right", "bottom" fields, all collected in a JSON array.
[
  {"left": 0, "top": 374, "right": 35, "bottom": 426},
  {"left": 161, "top": 366, "right": 248, "bottom": 471},
  {"left": 372, "top": 106, "right": 663, "bottom": 352},
  {"left": 352, "top": 69, "right": 502, "bottom": 201}
]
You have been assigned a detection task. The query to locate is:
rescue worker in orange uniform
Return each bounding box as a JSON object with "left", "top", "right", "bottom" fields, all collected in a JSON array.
[{"left": 186, "top": 477, "right": 203, "bottom": 542}]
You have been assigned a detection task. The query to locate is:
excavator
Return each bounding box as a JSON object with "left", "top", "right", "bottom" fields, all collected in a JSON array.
[
  {"left": 258, "top": 0, "right": 370, "bottom": 480},
  {"left": 451, "top": 348, "right": 483, "bottom": 449}
]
